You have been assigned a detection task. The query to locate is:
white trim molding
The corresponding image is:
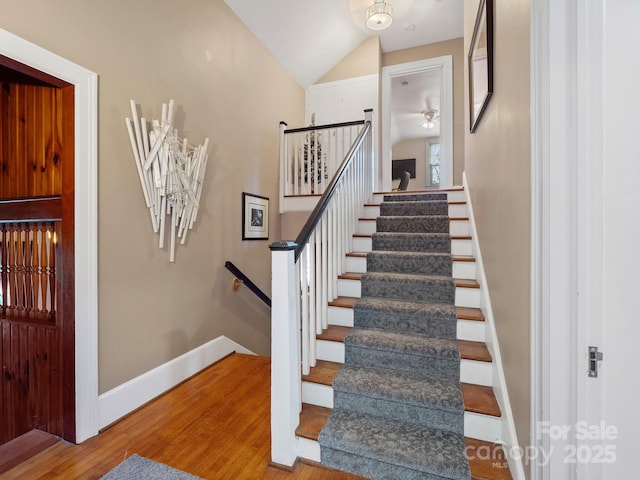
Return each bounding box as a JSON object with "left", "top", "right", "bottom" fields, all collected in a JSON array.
[
  {"left": 0, "top": 28, "right": 99, "bottom": 443},
  {"left": 98, "top": 336, "right": 253, "bottom": 430},
  {"left": 381, "top": 56, "right": 453, "bottom": 191}
]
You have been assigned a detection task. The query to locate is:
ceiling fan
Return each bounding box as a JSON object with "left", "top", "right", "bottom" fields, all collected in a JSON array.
[{"left": 420, "top": 109, "right": 440, "bottom": 129}]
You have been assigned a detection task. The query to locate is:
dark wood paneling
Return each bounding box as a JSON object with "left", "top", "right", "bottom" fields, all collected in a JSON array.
[
  {"left": 0, "top": 320, "right": 61, "bottom": 445},
  {"left": 0, "top": 76, "right": 74, "bottom": 446},
  {"left": 0, "top": 82, "right": 64, "bottom": 199}
]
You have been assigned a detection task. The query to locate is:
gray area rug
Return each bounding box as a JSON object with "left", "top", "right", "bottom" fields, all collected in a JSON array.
[
  {"left": 100, "top": 455, "right": 202, "bottom": 480},
  {"left": 319, "top": 193, "right": 471, "bottom": 480}
]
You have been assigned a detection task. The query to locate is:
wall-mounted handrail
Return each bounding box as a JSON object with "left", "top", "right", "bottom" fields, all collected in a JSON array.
[{"left": 224, "top": 261, "right": 271, "bottom": 307}]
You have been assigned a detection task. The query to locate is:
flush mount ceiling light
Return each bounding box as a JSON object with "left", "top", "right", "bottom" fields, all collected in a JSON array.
[{"left": 366, "top": 0, "right": 393, "bottom": 31}]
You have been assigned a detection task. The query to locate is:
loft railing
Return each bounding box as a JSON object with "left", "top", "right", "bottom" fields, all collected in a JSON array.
[
  {"left": 269, "top": 109, "right": 374, "bottom": 467},
  {"left": 278, "top": 118, "right": 366, "bottom": 213}
]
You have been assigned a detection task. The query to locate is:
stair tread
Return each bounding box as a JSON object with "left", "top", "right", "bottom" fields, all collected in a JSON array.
[
  {"left": 313, "top": 330, "right": 490, "bottom": 364},
  {"left": 302, "top": 360, "right": 342, "bottom": 386},
  {"left": 334, "top": 364, "right": 463, "bottom": 413},
  {"left": 374, "top": 187, "right": 464, "bottom": 194},
  {"left": 456, "top": 278, "right": 480, "bottom": 288},
  {"left": 354, "top": 233, "right": 473, "bottom": 240},
  {"left": 365, "top": 201, "right": 467, "bottom": 207},
  {"left": 297, "top": 403, "right": 332, "bottom": 440},
  {"left": 346, "top": 328, "right": 460, "bottom": 360},
  {"left": 465, "top": 437, "right": 513, "bottom": 480},
  {"left": 457, "top": 306, "right": 485, "bottom": 321},
  {"left": 330, "top": 296, "right": 485, "bottom": 322},
  {"left": 461, "top": 383, "right": 502, "bottom": 417},
  {"left": 458, "top": 340, "right": 492, "bottom": 362},
  {"left": 317, "top": 325, "right": 352, "bottom": 342},
  {"left": 319, "top": 409, "right": 470, "bottom": 480},
  {"left": 339, "top": 272, "right": 479, "bottom": 288},
  {"left": 298, "top": 406, "right": 511, "bottom": 480}
]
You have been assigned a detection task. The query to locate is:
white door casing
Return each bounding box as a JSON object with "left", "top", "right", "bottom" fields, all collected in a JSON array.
[
  {"left": 0, "top": 28, "right": 99, "bottom": 443},
  {"left": 531, "top": 1, "right": 638, "bottom": 479},
  {"left": 382, "top": 56, "right": 453, "bottom": 191}
]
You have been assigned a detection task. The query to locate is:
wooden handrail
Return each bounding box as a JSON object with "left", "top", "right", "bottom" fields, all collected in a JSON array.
[
  {"left": 224, "top": 261, "right": 271, "bottom": 307},
  {"left": 284, "top": 119, "right": 364, "bottom": 135},
  {"left": 293, "top": 120, "right": 371, "bottom": 261}
]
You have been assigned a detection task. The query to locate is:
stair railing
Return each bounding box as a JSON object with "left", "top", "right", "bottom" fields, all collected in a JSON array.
[
  {"left": 279, "top": 117, "right": 366, "bottom": 212},
  {"left": 270, "top": 109, "right": 374, "bottom": 467},
  {"left": 224, "top": 261, "right": 271, "bottom": 307}
]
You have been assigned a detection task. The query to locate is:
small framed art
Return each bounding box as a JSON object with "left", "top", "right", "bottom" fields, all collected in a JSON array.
[{"left": 242, "top": 192, "right": 269, "bottom": 240}]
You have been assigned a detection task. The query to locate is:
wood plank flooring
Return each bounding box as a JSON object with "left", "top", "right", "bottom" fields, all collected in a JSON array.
[{"left": 0, "top": 353, "right": 362, "bottom": 480}]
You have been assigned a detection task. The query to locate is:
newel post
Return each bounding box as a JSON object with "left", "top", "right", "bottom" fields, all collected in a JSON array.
[
  {"left": 279, "top": 121, "right": 288, "bottom": 214},
  {"left": 364, "top": 109, "right": 375, "bottom": 193},
  {"left": 269, "top": 240, "right": 300, "bottom": 467}
]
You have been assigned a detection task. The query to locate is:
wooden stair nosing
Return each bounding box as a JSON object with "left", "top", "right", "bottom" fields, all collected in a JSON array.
[
  {"left": 328, "top": 296, "right": 485, "bottom": 322},
  {"left": 352, "top": 234, "right": 473, "bottom": 240},
  {"left": 296, "top": 404, "right": 511, "bottom": 480},
  {"left": 313, "top": 331, "right": 491, "bottom": 364},
  {"left": 338, "top": 270, "right": 480, "bottom": 288}
]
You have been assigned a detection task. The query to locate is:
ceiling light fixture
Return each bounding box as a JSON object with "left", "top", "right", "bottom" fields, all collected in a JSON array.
[
  {"left": 422, "top": 110, "right": 439, "bottom": 129},
  {"left": 366, "top": 0, "right": 393, "bottom": 31}
]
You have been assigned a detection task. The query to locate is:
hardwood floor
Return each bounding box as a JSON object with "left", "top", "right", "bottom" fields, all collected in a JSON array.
[{"left": 1, "top": 353, "right": 362, "bottom": 480}]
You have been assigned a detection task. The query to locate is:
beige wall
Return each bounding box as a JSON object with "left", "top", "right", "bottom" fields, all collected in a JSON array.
[
  {"left": 463, "top": 0, "right": 531, "bottom": 460},
  {"left": 383, "top": 39, "right": 465, "bottom": 186},
  {"left": 316, "top": 37, "right": 381, "bottom": 84},
  {"left": 0, "top": 0, "right": 304, "bottom": 392},
  {"left": 392, "top": 137, "right": 439, "bottom": 190}
]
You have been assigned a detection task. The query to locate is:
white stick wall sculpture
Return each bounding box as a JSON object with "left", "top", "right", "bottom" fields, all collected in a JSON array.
[{"left": 126, "top": 99, "right": 209, "bottom": 262}]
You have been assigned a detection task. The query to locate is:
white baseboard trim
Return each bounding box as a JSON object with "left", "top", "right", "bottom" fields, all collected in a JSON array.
[
  {"left": 98, "top": 335, "right": 254, "bottom": 430},
  {"left": 462, "top": 173, "right": 526, "bottom": 480}
]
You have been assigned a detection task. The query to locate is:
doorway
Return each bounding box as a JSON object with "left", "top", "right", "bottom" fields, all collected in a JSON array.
[
  {"left": 381, "top": 56, "right": 453, "bottom": 191},
  {"left": 0, "top": 28, "right": 98, "bottom": 444}
]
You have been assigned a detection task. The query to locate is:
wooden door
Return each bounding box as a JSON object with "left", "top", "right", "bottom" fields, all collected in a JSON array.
[{"left": 0, "top": 62, "right": 75, "bottom": 445}]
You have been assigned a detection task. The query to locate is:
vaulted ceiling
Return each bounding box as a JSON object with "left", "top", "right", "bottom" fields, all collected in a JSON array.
[{"left": 224, "top": 0, "right": 463, "bottom": 88}]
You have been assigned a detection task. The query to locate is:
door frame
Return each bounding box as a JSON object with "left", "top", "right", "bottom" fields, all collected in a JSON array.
[
  {"left": 0, "top": 28, "right": 99, "bottom": 443},
  {"left": 531, "top": 1, "right": 606, "bottom": 478},
  {"left": 381, "top": 55, "right": 453, "bottom": 191}
]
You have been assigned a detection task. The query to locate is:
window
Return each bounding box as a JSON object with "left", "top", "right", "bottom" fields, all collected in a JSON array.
[{"left": 428, "top": 142, "right": 441, "bottom": 186}]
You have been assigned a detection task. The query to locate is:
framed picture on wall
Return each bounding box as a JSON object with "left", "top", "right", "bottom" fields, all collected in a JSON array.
[
  {"left": 468, "top": 0, "right": 494, "bottom": 133},
  {"left": 242, "top": 192, "right": 269, "bottom": 240}
]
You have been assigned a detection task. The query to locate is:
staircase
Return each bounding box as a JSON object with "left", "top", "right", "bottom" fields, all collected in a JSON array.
[{"left": 295, "top": 188, "right": 512, "bottom": 480}]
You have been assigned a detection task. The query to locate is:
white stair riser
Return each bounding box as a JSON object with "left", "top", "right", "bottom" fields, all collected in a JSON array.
[
  {"left": 351, "top": 237, "right": 473, "bottom": 257},
  {"left": 301, "top": 383, "right": 501, "bottom": 443},
  {"left": 327, "top": 307, "right": 487, "bottom": 343},
  {"left": 356, "top": 219, "right": 470, "bottom": 236},
  {"left": 340, "top": 260, "right": 476, "bottom": 280},
  {"left": 363, "top": 204, "right": 467, "bottom": 218},
  {"left": 372, "top": 190, "right": 466, "bottom": 203},
  {"left": 314, "top": 344, "right": 492, "bottom": 387},
  {"left": 465, "top": 412, "right": 503, "bottom": 444},
  {"left": 457, "top": 319, "right": 486, "bottom": 343},
  {"left": 302, "top": 381, "right": 334, "bottom": 408},
  {"left": 297, "top": 437, "right": 321, "bottom": 463}
]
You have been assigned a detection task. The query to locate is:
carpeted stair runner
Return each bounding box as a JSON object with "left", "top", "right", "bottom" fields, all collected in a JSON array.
[{"left": 319, "top": 193, "right": 471, "bottom": 480}]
